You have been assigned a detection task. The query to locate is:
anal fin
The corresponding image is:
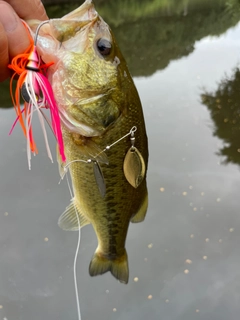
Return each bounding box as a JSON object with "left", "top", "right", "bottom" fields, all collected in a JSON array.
[
  {"left": 131, "top": 193, "right": 148, "bottom": 223},
  {"left": 58, "top": 199, "right": 90, "bottom": 231}
]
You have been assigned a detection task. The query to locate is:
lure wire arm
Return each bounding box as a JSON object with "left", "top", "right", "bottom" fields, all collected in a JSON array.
[
  {"left": 60, "top": 126, "right": 138, "bottom": 180},
  {"left": 96, "top": 126, "right": 137, "bottom": 158}
]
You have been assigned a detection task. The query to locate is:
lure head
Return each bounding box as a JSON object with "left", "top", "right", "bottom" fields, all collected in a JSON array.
[
  {"left": 20, "top": 46, "right": 41, "bottom": 103},
  {"left": 29, "top": 0, "right": 134, "bottom": 137}
]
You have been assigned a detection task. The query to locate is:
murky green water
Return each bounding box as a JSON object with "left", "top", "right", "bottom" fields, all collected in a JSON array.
[{"left": 1, "top": 1, "right": 240, "bottom": 319}]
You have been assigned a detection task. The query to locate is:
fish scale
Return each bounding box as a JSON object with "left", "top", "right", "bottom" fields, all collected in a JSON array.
[
  {"left": 30, "top": 0, "right": 148, "bottom": 284},
  {"left": 61, "top": 108, "right": 147, "bottom": 284}
]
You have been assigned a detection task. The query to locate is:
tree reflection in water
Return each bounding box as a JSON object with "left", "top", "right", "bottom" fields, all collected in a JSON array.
[
  {"left": 202, "top": 68, "right": 240, "bottom": 166},
  {"left": 1, "top": 0, "right": 240, "bottom": 108}
]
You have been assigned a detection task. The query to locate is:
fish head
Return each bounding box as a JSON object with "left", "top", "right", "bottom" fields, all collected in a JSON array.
[{"left": 29, "top": 0, "right": 131, "bottom": 137}]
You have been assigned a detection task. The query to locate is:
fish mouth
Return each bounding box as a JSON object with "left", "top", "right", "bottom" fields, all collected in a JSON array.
[
  {"left": 48, "top": 0, "right": 98, "bottom": 43},
  {"left": 28, "top": 1, "right": 98, "bottom": 44},
  {"left": 62, "top": 0, "right": 97, "bottom": 21}
]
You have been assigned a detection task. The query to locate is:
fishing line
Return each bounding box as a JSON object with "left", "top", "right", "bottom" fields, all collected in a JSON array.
[
  {"left": 59, "top": 168, "right": 82, "bottom": 320},
  {"left": 65, "top": 171, "right": 82, "bottom": 320}
]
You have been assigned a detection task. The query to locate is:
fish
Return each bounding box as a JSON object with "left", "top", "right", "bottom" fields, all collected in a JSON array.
[{"left": 28, "top": 0, "right": 148, "bottom": 284}]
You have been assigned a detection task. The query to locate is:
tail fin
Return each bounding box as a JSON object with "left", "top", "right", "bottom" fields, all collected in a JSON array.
[{"left": 89, "top": 250, "right": 129, "bottom": 284}]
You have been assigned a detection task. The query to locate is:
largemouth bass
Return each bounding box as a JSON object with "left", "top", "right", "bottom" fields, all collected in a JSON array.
[{"left": 29, "top": 0, "right": 148, "bottom": 284}]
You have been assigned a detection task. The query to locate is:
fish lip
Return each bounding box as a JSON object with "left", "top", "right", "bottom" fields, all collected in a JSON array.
[{"left": 62, "top": 0, "right": 97, "bottom": 21}]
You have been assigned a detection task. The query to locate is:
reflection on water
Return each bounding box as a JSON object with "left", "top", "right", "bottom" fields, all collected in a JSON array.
[
  {"left": 202, "top": 68, "right": 240, "bottom": 166},
  {"left": 1, "top": 0, "right": 240, "bottom": 107},
  {"left": 100, "top": 0, "right": 239, "bottom": 77},
  {"left": 44, "top": 0, "right": 240, "bottom": 77},
  {"left": 1, "top": 1, "right": 240, "bottom": 320}
]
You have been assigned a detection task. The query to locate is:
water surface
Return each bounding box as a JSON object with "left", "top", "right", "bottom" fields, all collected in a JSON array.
[{"left": 1, "top": 1, "right": 240, "bottom": 319}]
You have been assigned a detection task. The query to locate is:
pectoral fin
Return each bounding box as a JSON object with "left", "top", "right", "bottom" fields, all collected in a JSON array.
[
  {"left": 131, "top": 193, "right": 148, "bottom": 223},
  {"left": 58, "top": 199, "right": 90, "bottom": 231}
]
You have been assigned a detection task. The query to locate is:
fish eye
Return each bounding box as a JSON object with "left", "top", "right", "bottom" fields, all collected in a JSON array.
[{"left": 97, "top": 38, "right": 112, "bottom": 56}]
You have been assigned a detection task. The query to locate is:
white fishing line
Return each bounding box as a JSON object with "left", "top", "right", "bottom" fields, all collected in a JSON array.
[{"left": 62, "top": 171, "right": 82, "bottom": 320}]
